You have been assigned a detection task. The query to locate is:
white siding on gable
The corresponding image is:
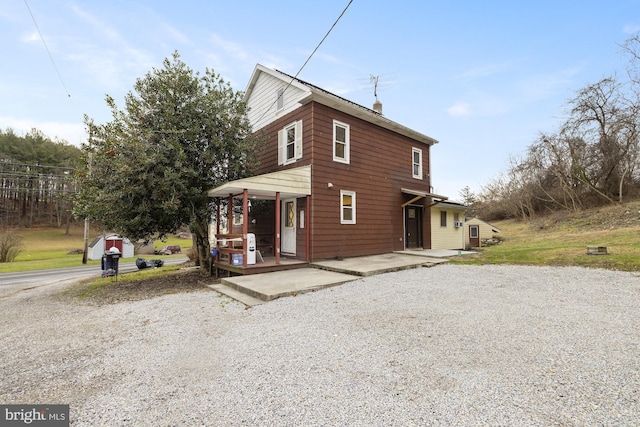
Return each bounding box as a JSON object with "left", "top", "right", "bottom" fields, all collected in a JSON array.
[{"left": 246, "top": 72, "right": 310, "bottom": 131}]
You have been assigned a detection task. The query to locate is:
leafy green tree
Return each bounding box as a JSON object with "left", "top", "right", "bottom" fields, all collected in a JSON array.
[
  {"left": 0, "top": 128, "right": 81, "bottom": 167},
  {"left": 74, "top": 52, "right": 262, "bottom": 275}
]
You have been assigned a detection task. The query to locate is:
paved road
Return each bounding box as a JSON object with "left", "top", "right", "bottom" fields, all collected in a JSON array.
[{"left": 0, "top": 256, "right": 189, "bottom": 298}]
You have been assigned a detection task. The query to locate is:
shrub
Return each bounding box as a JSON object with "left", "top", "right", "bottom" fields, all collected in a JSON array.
[{"left": 0, "top": 230, "right": 24, "bottom": 262}]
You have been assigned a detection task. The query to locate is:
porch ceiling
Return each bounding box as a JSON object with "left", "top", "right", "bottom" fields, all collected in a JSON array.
[{"left": 208, "top": 165, "right": 312, "bottom": 200}]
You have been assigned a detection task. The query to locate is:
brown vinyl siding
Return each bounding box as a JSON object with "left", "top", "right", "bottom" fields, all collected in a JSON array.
[
  {"left": 250, "top": 101, "right": 432, "bottom": 261},
  {"left": 309, "top": 103, "right": 431, "bottom": 260}
]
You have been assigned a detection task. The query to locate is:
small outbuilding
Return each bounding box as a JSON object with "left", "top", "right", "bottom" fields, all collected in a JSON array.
[
  {"left": 430, "top": 201, "right": 472, "bottom": 250},
  {"left": 465, "top": 217, "right": 501, "bottom": 248},
  {"left": 87, "top": 233, "right": 135, "bottom": 260}
]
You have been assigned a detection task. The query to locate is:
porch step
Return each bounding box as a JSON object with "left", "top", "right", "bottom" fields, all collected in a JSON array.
[{"left": 208, "top": 283, "right": 265, "bottom": 307}]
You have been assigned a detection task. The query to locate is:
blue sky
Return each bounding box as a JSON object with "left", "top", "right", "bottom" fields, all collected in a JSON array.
[{"left": 2, "top": 1, "right": 639, "bottom": 200}]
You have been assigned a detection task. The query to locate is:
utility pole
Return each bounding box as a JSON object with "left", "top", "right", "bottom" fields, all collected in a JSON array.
[{"left": 82, "top": 134, "right": 92, "bottom": 264}]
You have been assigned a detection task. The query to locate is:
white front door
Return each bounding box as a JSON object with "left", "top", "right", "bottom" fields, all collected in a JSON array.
[{"left": 281, "top": 199, "right": 296, "bottom": 255}]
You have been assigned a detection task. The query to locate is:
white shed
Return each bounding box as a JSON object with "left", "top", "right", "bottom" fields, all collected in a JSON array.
[{"left": 87, "top": 234, "right": 135, "bottom": 260}]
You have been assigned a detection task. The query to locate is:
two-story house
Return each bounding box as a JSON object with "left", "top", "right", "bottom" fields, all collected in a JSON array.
[{"left": 208, "top": 64, "right": 447, "bottom": 274}]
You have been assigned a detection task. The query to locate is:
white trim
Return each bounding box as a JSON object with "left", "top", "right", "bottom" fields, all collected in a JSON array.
[
  {"left": 340, "top": 190, "right": 356, "bottom": 224},
  {"left": 412, "top": 147, "right": 423, "bottom": 179},
  {"left": 279, "top": 121, "right": 302, "bottom": 165},
  {"left": 295, "top": 120, "right": 303, "bottom": 160},
  {"left": 333, "top": 120, "right": 350, "bottom": 164},
  {"left": 208, "top": 165, "right": 312, "bottom": 200},
  {"left": 281, "top": 198, "right": 297, "bottom": 254}
]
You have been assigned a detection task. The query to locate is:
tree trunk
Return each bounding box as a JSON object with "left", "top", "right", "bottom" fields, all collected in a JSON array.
[{"left": 192, "top": 216, "right": 212, "bottom": 277}]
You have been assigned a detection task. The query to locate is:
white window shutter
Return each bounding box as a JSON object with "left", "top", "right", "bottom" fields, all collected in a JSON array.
[
  {"left": 295, "top": 120, "right": 303, "bottom": 160},
  {"left": 277, "top": 129, "right": 285, "bottom": 165}
]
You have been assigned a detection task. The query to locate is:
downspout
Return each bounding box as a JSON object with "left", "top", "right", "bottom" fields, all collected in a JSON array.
[
  {"left": 242, "top": 189, "right": 249, "bottom": 267},
  {"left": 275, "top": 192, "right": 281, "bottom": 264}
]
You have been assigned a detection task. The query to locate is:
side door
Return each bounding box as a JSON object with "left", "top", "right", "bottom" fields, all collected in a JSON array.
[
  {"left": 281, "top": 199, "right": 297, "bottom": 255},
  {"left": 469, "top": 225, "right": 480, "bottom": 248},
  {"left": 405, "top": 206, "right": 423, "bottom": 249}
]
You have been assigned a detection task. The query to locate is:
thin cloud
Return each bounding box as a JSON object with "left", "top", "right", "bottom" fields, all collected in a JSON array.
[
  {"left": 516, "top": 65, "right": 584, "bottom": 101},
  {"left": 210, "top": 34, "right": 249, "bottom": 61},
  {"left": 456, "top": 62, "right": 514, "bottom": 80},
  {"left": 1, "top": 115, "right": 86, "bottom": 146},
  {"left": 447, "top": 102, "right": 472, "bottom": 117},
  {"left": 55, "top": 5, "right": 155, "bottom": 93},
  {"left": 21, "top": 30, "right": 40, "bottom": 43},
  {"left": 623, "top": 24, "right": 640, "bottom": 35}
]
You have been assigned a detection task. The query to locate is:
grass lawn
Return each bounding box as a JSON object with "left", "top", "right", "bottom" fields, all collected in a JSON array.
[
  {"left": 0, "top": 226, "right": 190, "bottom": 273},
  {"left": 452, "top": 218, "right": 640, "bottom": 271}
]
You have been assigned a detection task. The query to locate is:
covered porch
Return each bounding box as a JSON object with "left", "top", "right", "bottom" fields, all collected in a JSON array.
[{"left": 208, "top": 165, "right": 312, "bottom": 276}]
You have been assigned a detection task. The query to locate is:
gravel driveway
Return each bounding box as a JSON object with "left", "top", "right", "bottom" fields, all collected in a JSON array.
[{"left": 1, "top": 264, "right": 639, "bottom": 426}]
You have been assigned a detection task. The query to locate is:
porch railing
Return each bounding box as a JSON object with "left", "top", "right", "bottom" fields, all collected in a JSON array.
[{"left": 213, "top": 233, "right": 246, "bottom": 266}]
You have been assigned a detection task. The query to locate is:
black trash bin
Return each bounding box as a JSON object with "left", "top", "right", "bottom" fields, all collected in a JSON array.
[{"left": 101, "top": 247, "right": 121, "bottom": 278}]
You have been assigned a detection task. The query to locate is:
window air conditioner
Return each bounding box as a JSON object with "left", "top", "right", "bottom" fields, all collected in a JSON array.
[{"left": 454, "top": 221, "right": 464, "bottom": 228}]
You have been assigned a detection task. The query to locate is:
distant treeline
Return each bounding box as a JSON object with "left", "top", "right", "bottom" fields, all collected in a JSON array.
[{"left": 0, "top": 128, "right": 82, "bottom": 227}]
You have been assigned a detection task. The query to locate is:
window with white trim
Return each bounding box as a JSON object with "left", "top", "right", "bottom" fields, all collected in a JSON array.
[
  {"left": 412, "top": 147, "right": 423, "bottom": 179},
  {"left": 333, "top": 120, "right": 350, "bottom": 163},
  {"left": 278, "top": 121, "right": 303, "bottom": 165},
  {"left": 340, "top": 190, "right": 356, "bottom": 224}
]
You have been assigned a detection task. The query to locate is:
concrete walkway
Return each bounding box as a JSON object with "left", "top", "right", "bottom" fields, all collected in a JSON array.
[{"left": 209, "top": 250, "right": 473, "bottom": 306}]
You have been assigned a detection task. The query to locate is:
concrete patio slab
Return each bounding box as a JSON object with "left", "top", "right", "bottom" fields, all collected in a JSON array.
[
  {"left": 311, "top": 252, "right": 448, "bottom": 277},
  {"left": 210, "top": 252, "right": 464, "bottom": 306},
  {"left": 394, "top": 249, "right": 477, "bottom": 258},
  {"left": 218, "top": 268, "right": 357, "bottom": 303}
]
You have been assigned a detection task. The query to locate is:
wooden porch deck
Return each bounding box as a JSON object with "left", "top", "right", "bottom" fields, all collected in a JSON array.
[{"left": 214, "top": 256, "right": 309, "bottom": 276}]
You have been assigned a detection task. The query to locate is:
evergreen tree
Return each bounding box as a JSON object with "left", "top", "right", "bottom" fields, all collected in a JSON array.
[{"left": 74, "top": 52, "right": 262, "bottom": 275}]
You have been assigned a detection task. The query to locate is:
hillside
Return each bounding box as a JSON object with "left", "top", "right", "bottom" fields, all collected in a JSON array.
[
  {"left": 464, "top": 200, "right": 640, "bottom": 271},
  {"left": 529, "top": 200, "right": 640, "bottom": 232}
]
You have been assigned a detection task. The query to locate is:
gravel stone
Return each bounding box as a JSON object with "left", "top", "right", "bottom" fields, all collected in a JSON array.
[{"left": 1, "top": 264, "right": 639, "bottom": 426}]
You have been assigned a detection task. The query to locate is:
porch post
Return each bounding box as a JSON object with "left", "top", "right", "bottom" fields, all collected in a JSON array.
[
  {"left": 215, "top": 198, "right": 221, "bottom": 263},
  {"left": 305, "top": 195, "right": 310, "bottom": 261},
  {"left": 227, "top": 194, "right": 233, "bottom": 234},
  {"left": 275, "top": 191, "right": 281, "bottom": 264},
  {"left": 242, "top": 189, "right": 248, "bottom": 267}
]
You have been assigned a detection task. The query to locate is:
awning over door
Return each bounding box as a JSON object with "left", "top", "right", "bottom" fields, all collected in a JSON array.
[
  {"left": 401, "top": 188, "right": 448, "bottom": 207},
  {"left": 208, "top": 165, "right": 312, "bottom": 199}
]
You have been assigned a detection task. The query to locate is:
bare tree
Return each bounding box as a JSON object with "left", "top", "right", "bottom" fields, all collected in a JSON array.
[
  {"left": 0, "top": 230, "right": 23, "bottom": 262},
  {"left": 564, "top": 76, "right": 639, "bottom": 203}
]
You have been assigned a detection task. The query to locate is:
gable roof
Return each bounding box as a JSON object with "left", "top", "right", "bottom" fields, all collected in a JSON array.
[
  {"left": 433, "top": 201, "right": 473, "bottom": 211},
  {"left": 244, "top": 64, "right": 438, "bottom": 146},
  {"left": 466, "top": 217, "right": 502, "bottom": 233}
]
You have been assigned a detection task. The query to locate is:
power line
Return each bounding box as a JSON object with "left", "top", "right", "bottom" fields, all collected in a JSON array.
[
  {"left": 24, "top": 0, "right": 76, "bottom": 108},
  {"left": 257, "top": 0, "right": 354, "bottom": 124},
  {"left": 294, "top": 0, "right": 353, "bottom": 82}
]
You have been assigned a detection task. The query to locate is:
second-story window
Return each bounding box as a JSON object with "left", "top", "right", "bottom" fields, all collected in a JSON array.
[
  {"left": 278, "top": 121, "right": 303, "bottom": 165},
  {"left": 412, "top": 147, "right": 423, "bottom": 179},
  {"left": 333, "top": 120, "right": 350, "bottom": 164}
]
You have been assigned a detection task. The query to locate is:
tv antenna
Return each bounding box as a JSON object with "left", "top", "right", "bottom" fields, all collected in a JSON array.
[{"left": 370, "top": 75, "right": 379, "bottom": 101}]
